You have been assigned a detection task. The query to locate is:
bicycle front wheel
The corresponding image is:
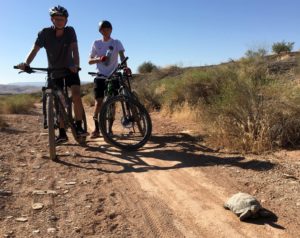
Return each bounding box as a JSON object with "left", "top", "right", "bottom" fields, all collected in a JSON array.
[
  {"left": 99, "top": 95, "right": 152, "bottom": 151},
  {"left": 47, "top": 94, "right": 56, "bottom": 160}
]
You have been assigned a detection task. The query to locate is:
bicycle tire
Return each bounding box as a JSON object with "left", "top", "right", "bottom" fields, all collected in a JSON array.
[
  {"left": 99, "top": 95, "right": 152, "bottom": 151},
  {"left": 47, "top": 94, "right": 56, "bottom": 160}
]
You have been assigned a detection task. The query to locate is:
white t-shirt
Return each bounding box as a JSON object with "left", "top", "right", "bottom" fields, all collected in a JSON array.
[{"left": 89, "top": 38, "right": 125, "bottom": 76}]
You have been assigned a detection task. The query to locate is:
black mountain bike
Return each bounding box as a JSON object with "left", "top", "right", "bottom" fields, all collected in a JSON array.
[
  {"left": 13, "top": 66, "right": 87, "bottom": 160},
  {"left": 88, "top": 57, "right": 152, "bottom": 150}
]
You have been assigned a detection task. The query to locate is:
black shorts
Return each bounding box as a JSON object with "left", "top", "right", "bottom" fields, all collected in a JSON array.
[
  {"left": 53, "top": 72, "right": 81, "bottom": 89},
  {"left": 94, "top": 76, "right": 120, "bottom": 99}
]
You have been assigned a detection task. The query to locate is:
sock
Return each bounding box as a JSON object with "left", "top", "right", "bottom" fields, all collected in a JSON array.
[
  {"left": 76, "top": 120, "right": 83, "bottom": 130},
  {"left": 93, "top": 117, "right": 99, "bottom": 131},
  {"left": 59, "top": 128, "right": 67, "bottom": 137}
]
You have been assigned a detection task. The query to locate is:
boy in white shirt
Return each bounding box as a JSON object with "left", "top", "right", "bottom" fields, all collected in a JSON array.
[{"left": 88, "top": 20, "right": 130, "bottom": 138}]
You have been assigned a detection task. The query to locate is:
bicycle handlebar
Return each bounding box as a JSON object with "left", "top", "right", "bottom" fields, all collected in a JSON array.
[
  {"left": 88, "top": 57, "right": 129, "bottom": 78},
  {"left": 13, "top": 65, "right": 81, "bottom": 74}
]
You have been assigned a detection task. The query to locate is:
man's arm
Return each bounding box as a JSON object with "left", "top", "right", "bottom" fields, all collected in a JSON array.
[
  {"left": 17, "top": 44, "right": 40, "bottom": 70},
  {"left": 25, "top": 44, "right": 40, "bottom": 65},
  {"left": 70, "top": 42, "right": 80, "bottom": 72}
]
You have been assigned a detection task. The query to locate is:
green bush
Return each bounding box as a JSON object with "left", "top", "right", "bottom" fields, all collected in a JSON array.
[
  {"left": 272, "top": 41, "right": 294, "bottom": 54},
  {"left": 245, "top": 48, "right": 268, "bottom": 58},
  {"left": 137, "top": 61, "right": 158, "bottom": 73}
]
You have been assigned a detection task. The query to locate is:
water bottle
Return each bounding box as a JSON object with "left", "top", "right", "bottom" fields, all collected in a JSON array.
[{"left": 105, "top": 46, "right": 114, "bottom": 66}]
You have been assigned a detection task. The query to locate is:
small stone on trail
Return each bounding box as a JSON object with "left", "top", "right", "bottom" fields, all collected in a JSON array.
[
  {"left": 16, "top": 217, "right": 28, "bottom": 222},
  {"left": 65, "top": 182, "right": 76, "bottom": 185},
  {"left": 32, "top": 203, "right": 44, "bottom": 210},
  {"left": 47, "top": 228, "right": 56, "bottom": 233}
]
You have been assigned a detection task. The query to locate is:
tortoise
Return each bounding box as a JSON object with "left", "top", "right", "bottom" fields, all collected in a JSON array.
[{"left": 224, "top": 192, "right": 269, "bottom": 221}]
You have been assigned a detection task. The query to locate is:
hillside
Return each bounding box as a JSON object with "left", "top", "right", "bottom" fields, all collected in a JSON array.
[{"left": 0, "top": 84, "right": 40, "bottom": 95}]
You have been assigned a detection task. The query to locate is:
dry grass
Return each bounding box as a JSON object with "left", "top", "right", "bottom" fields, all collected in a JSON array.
[
  {"left": 133, "top": 54, "right": 300, "bottom": 153},
  {"left": 83, "top": 92, "right": 95, "bottom": 107},
  {"left": 0, "top": 94, "right": 37, "bottom": 114}
]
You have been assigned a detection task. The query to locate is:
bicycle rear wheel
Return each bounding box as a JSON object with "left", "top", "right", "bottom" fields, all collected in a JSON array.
[
  {"left": 47, "top": 94, "right": 56, "bottom": 160},
  {"left": 99, "top": 95, "right": 152, "bottom": 150}
]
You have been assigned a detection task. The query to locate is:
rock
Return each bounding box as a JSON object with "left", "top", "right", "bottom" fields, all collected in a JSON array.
[
  {"left": 47, "top": 228, "right": 56, "bottom": 233},
  {"left": 283, "top": 174, "right": 298, "bottom": 180},
  {"left": 32, "top": 203, "right": 44, "bottom": 210},
  {"left": 32, "top": 230, "right": 40, "bottom": 234},
  {"left": 65, "top": 182, "right": 76, "bottom": 185},
  {"left": 16, "top": 217, "right": 28, "bottom": 222},
  {"left": 49, "top": 215, "right": 59, "bottom": 221},
  {"left": 32, "top": 190, "right": 57, "bottom": 195},
  {"left": 0, "top": 190, "right": 12, "bottom": 196}
]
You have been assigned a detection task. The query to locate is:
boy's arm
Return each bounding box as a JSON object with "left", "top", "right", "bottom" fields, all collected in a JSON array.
[{"left": 119, "top": 50, "right": 126, "bottom": 66}]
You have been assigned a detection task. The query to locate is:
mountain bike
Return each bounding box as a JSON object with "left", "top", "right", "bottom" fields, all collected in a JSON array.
[
  {"left": 88, "top": 57, "right": 152, "bottom": 151},
  {"left": 13, "top": 66, "right": 87, "bottom": 160}
]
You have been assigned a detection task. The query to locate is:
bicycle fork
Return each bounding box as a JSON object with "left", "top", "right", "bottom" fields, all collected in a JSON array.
[{"left": 42, "top": 87, "right": 59, "bottom": 130}]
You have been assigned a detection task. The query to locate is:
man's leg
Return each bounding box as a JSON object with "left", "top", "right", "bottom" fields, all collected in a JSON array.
[
  {"left": 71, "top": 85, "right": 83, "bottom": 121},
  {"left": 54, "top": 78, "right": 68, "bottom": 144}
]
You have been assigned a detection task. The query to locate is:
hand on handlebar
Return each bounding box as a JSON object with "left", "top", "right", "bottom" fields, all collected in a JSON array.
[{"left": 17, "top": 62, "right": 29, "bottom": 71}]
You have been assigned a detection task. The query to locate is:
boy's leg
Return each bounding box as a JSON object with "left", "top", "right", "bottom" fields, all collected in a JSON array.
[{"left": 91, "top": 77, "right": 105, "bottom": 138}]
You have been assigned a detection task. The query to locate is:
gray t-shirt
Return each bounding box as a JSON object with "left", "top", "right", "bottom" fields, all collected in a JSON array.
[{"left": 35, "top": 26, "right": 77, "bottom": 78}]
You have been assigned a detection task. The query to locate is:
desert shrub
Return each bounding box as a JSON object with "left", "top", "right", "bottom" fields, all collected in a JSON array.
[
  {"left": 137, "top": 61, "right": 158, "bottom": 73},
  {"left": 0, "top": 116, "right": 8, "bottom": 129},
  {"left": 272, "top": 41, "right": 294, "bottom": 54},
  {"left": 203, "top": 59, "right": 300, "bottom": 152},
  {"left": 245, "top": 48, "right": 268, "bottom": 58},
  {"left": 133, "top": 55, "right": 300, "bottom": 152},
  {"left": 82, "top": 92, "right": 95, "bottom": 107},
  {"left": 0, "top": 94, "right": 37, "bottom": 114}
]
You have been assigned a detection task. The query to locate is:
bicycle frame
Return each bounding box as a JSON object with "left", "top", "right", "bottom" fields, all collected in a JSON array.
[{"left": 13, "top": 65, "right": 87, "bottom": 159}]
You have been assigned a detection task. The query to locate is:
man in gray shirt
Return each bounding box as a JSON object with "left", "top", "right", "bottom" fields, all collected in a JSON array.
[{"left": 18, "top": 5, "right": 86, "bottom": 143}]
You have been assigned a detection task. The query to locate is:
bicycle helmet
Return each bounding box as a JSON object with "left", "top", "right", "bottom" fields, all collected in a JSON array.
[
  {"left": 98, "top": 20, "right": 112, "bottom": 31},
  {"left": 49, "top": 5, "right": 69, "bottom": 18}
]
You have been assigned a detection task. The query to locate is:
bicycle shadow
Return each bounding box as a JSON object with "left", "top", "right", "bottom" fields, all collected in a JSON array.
[{"left": 55, "top": 132, "right": 276, "bottom": 174}]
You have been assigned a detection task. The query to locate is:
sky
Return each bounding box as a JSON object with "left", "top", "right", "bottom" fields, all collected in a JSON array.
[{"left": 1, "top": 0, "right": 300, "bottom": 84}]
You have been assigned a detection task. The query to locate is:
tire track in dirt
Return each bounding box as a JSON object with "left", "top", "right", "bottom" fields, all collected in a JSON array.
[
  {"left": 86, "top": 110, "right": 291, "bottom": 238},
  {"left": 0, "top": 107, "right": 296, "bottom": 237}
]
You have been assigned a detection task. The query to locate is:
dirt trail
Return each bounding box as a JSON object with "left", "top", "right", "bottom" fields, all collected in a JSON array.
[{"left": 0, "top": 107, "right": 299, "bottom": 237}]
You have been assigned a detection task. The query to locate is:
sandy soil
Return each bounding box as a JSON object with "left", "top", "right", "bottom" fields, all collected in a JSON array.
[{"left": 0, "top": 106, "right": 299, "bottom": 238}]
